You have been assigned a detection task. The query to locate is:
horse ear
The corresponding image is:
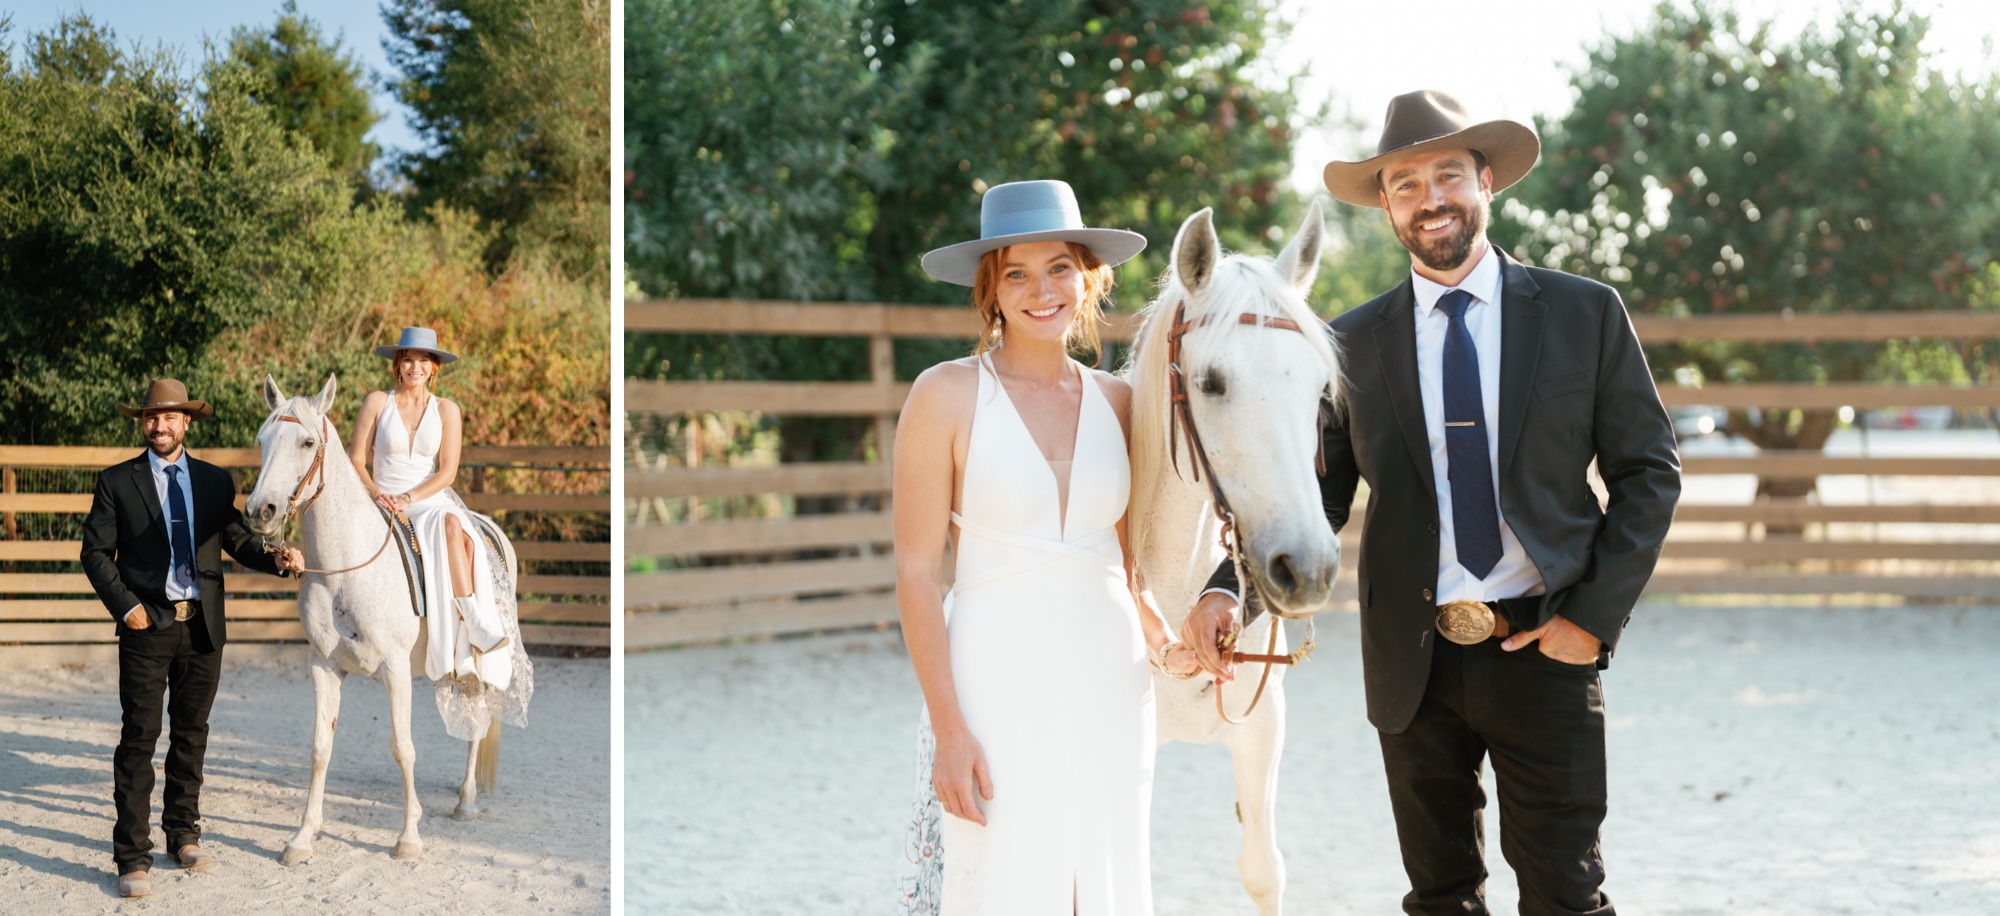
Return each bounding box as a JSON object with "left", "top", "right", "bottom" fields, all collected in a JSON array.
[
  {"left": 1173, "top": 207, "right": 1220, "bottom": 296},
  {"left": 311, "top": 374, "right": 338, "bottom": 416},
  {"left": 263, "top": 375, "right": 286, "bottom": 412},
  {"left": 1274, "top": 199, "right": 1325, "bottom": 293}
]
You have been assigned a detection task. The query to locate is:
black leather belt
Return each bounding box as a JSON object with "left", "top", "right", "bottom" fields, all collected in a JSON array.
[{"left": 1484, "top": 595, "right": 1543, "bottom": 632}]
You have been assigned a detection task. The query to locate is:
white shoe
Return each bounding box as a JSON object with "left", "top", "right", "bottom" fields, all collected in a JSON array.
[{"left": 455, "top": 595, "right": 509, "bottom": 653}]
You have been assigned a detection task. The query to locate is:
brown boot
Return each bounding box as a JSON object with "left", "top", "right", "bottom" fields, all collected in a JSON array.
[
  {"left": 172, "top": 843, "right": 216, "bottom": 872},
  {"left": 117, "top": 870, "right": 152, "bottom": 897}
]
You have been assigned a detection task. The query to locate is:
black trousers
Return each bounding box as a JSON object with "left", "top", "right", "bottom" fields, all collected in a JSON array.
[
  {"left": 1378, "top": 635, "right": 1612, "bottom": 916},
  {"left": 113, "top": 610, "right": 221, "bottom": 874}
]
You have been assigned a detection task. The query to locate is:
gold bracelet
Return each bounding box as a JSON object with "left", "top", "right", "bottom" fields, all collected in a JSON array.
[{"left": 1150, "top": 640, "right": 1200, "bottom": 680}]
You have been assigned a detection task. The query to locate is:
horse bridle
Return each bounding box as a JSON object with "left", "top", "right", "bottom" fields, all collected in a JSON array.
[
  {"left": 1165, "top": 299, "right": 1325, "bottom": 724},
  {"left": 268, "top": 414, "right": 394, "bottom": 576}
]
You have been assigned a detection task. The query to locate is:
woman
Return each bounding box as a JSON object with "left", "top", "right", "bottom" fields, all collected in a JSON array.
[
  {"left": 893, "top": 180, "right": 1201, "bottom": 915},
  {"left": 349, "top": 327, "right": 519, "bottom": 721}
]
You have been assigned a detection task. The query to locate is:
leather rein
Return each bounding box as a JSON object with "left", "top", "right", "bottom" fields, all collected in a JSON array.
[
  {"left": 267, "top": 414, "right": 395, "bottom": 576},
  {"left": 1164, "top": 300, "right": 1322, "bottom": 724}
]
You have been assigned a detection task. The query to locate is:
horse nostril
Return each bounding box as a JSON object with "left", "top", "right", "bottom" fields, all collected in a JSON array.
[{"left": 1267, "top": 553, "right": 1298, "bottom": 595}]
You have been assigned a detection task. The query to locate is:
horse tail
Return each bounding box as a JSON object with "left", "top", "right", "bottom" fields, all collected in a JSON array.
[{"left": 475, "top": 720, "right": 502, "bottom": 794}]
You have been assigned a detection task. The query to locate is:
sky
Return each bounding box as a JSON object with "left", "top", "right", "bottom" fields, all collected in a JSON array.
[
  {"left": 1274, "top": 0, "right": 2000, "bottom": 193},
  {"left": 8, "top": 1, "right": 420, "bottom": 154}
]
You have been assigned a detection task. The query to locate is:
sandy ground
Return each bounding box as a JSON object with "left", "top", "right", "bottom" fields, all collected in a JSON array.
[
  {"left": 627, "top": 604, "right": 2000, "bottom": 915},
  {"left": 0, "top": 654, "right": 610, "bottom": 914}
]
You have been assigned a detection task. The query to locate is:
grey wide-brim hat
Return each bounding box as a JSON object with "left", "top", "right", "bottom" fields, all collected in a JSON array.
[
  {"left": 374, "top": 326, "right": 459, "bottom": 364},
  {"left": 920, "top": 180, "right": 1147, "bottom": 286},
  {"left": 1323, "top": 89, "right": 1541, "bottom": 209}
]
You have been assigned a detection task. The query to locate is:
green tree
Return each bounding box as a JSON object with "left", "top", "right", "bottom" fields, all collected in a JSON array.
[
  {"left": 1500, "top": 1, "right": 2000, "bottom": 502},
  {"left": 0, "top": 15, "right": 380, "bottom": 446},
  {"left": 859, "top": 0, "right": 1306, "bottom": 308},
  {"left": 216, "top": 0, "right": 380, "bottom": 184},
  {"left": 623, "top": 0, "right": 1311, "bottom": 464},
  {"left": 625, "top": 0, "right": 889, "bottom": 305},
  {"left": 385, "top": 0, "right": 611, "bottom": 276}
]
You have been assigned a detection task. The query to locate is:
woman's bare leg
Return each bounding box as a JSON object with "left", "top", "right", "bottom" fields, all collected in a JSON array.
[{"left": 445, "top": 514, "right": 474, "bottom": 597}]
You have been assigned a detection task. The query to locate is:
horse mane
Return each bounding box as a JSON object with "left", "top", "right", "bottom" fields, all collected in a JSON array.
[{"left": 1121, "top": 251, "right": 1341, "bottom": 558}]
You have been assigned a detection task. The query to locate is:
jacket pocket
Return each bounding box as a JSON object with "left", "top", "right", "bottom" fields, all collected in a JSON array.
[{"left": 1535, "top": 371, "right": 1594, "bottom": 400}]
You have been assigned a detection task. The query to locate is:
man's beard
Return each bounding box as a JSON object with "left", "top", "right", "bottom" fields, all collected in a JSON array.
[
  {"left": 147, "top": 428, "right": 184, "bottom": 457},
  {"left": 1394, "top": 199, "right": 1488, "bottom": 272}
]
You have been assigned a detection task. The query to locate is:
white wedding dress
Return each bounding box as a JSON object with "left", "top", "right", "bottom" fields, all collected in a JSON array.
[
  {"left": 373, "top": 393, "right": 532, "bottom": 739},
  {"left": 898, "top": 355, "right": 1157, "bottom": 915}
]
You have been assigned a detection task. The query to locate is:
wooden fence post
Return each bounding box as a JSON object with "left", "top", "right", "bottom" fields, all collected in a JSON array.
[
  {"left": 685, "top": 411, "right": 703, "bottom": 524},
  {"left": 3, "top": 466, "right": 15, "bottom": 543},
  {"left": 870, "top": 330, "right": 897, "bottom": 466}
]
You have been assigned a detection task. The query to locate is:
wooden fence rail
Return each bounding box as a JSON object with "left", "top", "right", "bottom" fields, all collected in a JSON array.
[
  {"left": 1, "top": 444, "right": 611, "bottom": 655},
  {"left": 626, "top": 301, "right": 2000, "bottom": 650}
]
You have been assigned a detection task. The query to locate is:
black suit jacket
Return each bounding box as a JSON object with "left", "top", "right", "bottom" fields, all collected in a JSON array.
[
  {"left": 81, "top": 452, "right": 285, "bottom": 649},
  {"left": 1211, "top": 251, "right": 1681, "bottom": 732}
]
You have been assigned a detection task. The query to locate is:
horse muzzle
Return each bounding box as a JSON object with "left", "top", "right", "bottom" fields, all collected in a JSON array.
[
  {"left": 245, "top": 499, "right": 285, "bottom": 539},
  {"left": 1248, "top": 539, "right": 1340, "bottom": 618}
]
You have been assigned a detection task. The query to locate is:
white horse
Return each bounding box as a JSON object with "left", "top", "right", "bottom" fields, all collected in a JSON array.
[
  {"left": 1124, "top": 203, "right": 1343, "bottom": 915},
  {"left": 244, "top": 375, "right": 513, "bottom": 865}
]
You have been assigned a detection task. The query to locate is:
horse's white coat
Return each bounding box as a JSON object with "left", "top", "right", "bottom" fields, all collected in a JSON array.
[
  {"left": 245, "top": 375, "right": 509, "bottom": 866},
  {"left": 1123, "top": 204, "right": 1343, "bottom": 915}
]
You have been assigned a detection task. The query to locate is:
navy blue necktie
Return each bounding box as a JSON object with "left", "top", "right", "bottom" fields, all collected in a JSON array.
[
  {"left": 1436, "top": 290, "right": 1503, "bottom": 579},
  {"left": 165, "top": 464, "right": 196, "bottom": 592}
]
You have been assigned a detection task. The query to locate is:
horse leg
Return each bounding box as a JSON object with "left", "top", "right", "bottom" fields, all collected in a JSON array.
[
  {"left": 1229, "top": 691, "right": 1288, "bottom": 916},
  {"left": 282, "top": 652, "right": 344, "bottom": 866},
  {"left": 384, "top": 657, "right": 424, "bottom": 859},
  {"left": 454, "top": 715, "right": 483, "bottom": 820}
]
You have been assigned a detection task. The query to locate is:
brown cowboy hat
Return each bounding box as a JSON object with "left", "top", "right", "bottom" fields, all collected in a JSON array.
[
  {"left": 1323, "top": 89, "right": 1541, "bottom": 209},
  {"left": 117, "top": 379, "right": 214, "bottom": 421}
]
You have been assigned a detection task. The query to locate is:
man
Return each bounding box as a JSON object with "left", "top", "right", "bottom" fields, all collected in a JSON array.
[
  {"left": 80, "top": 379, "right": 301, "bottom": 898},
  {"left": 1186, "top": 90, "right": 1680, "bottom": 914}
]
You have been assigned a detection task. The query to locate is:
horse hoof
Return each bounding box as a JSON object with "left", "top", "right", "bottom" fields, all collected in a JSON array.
[
  {"left": 392, "top": 840, "right": 423, "bottom": 860},
  {"left": 280, "top": 845, "right": 312, "bottom": 867},
  {"left": 451, "top": 804, "right": 479, "bottom": 821}
]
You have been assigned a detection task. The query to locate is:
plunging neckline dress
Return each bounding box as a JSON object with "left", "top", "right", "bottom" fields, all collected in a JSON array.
[
  {"left": 900, "top": 355, "right": 1157, "bottom": 915},
  {"left": 373, "top": 392, "right": 531, "bottom": 738}
]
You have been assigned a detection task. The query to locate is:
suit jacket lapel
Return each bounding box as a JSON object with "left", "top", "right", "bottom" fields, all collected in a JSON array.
[
  {"left": 1370, "top": 279, "right": 1439, "bottom": 501},
  {"left": 1496, "top": 252, "right": 1546, "bottom": 481},
  {"left": 129, "top": 454, "right": 167, "bottom": 538}
]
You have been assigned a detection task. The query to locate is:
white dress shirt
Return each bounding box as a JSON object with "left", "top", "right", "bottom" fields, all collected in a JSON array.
[
  {"left": 147, "top": 449, "right": 199, "bottom": 601},
  {"left": 1410, "top": 245, "right": 1544, "bottom": 604}
]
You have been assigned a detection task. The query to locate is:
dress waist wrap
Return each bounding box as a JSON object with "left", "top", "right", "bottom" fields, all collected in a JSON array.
[{"left": 947, "top": 512, "right": 1121, "bottom": 598}]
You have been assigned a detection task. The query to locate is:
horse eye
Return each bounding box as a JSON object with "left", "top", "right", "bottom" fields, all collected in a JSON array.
[
  {"left": 301, "top": 440, "right": 315, "bottom": 449},
  {"left": 1198, "top": 371, "right": 1226, "bottom": 396}
]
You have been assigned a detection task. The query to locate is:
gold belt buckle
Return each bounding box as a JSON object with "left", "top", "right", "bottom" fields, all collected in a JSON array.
[
  {"left": 1435, "top": 599, "right": 1494, "bottom": 645},
  {"left": 173, "top": 601, "right": 193, "bottom": 622}
]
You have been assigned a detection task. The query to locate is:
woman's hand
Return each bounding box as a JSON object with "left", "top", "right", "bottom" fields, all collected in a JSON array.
[
  {"left": 931, "top": 720, "right": 993, "bottom": 826},
  {"left": 1162, "top": 644, "right": 1202, "bottom": 679},
  {"left": 371, "top": 489, "right": 400, "bottom": 514}
]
